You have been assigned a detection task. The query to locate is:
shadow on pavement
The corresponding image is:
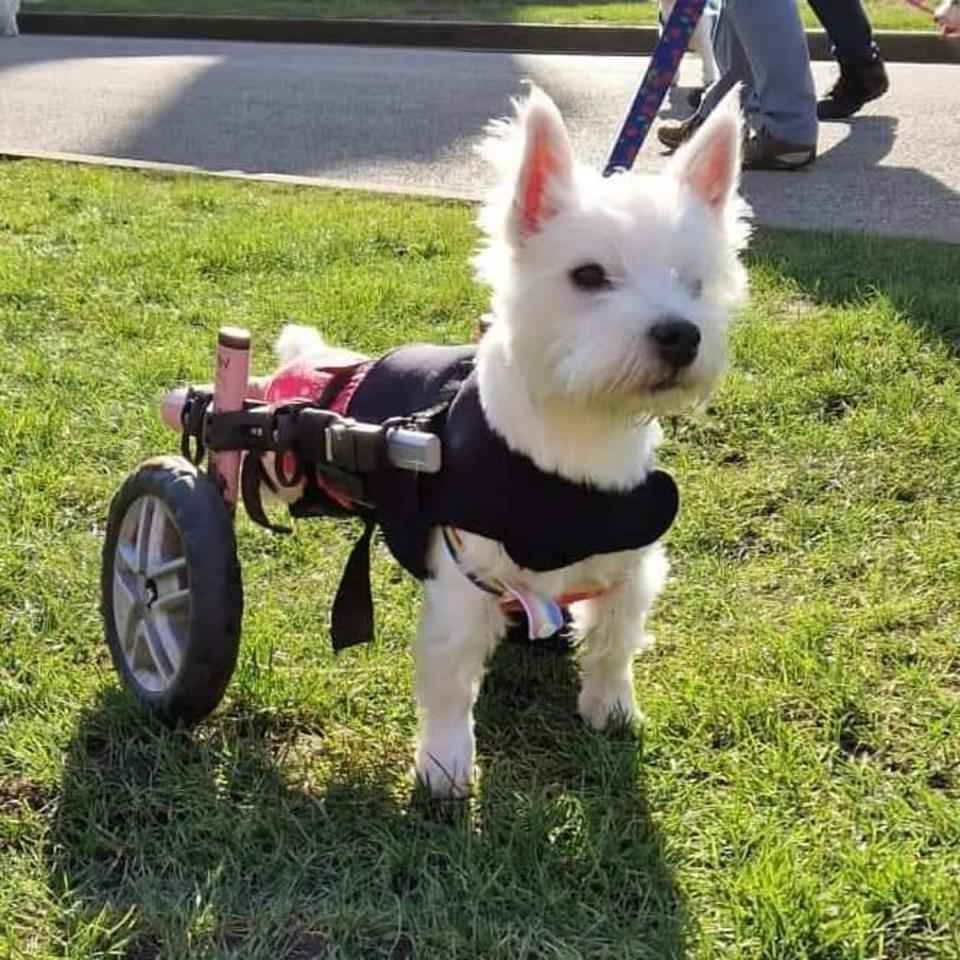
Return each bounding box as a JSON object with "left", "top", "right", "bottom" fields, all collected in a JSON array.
[
  {"left": 743, "top": 113, "right": 960, "bottom": 245},
  {"left": 0, "top": 36, "right": 529, "bottom": 189}
]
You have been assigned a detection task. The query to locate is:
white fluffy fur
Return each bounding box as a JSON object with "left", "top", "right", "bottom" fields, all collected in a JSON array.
[
  {"left": 0, "top": 0, "right": 19, "bottom": 36},
  {"left": 277, "top": 86, "right": 749, "bottom": 797},
  {"left": 274, "top": 324, "right": 365, "bottom": 368}
]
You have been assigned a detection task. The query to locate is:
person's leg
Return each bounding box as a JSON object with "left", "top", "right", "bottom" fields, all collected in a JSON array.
[
  {"left": 725, "top": 0, "right": 817, "bottom": 149},
  {"left": 658, "top": 0, "right": 816, "bottom": 167},
  {"left": 807, "top": 0, "right": 888, "bottom": 120},
  {"left": 704, "top": 0, "right": 750, "bottom": 110},
  {"left": 807, "top": 0, "right": 876, "bottom": 59}
]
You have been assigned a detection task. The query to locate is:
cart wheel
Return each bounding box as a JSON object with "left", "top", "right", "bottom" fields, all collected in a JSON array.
[{"left": 101, "top": 455, "right": 243, "bottom": 725}]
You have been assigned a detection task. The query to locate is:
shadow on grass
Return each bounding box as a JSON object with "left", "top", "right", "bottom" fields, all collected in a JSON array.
[
  {"left": 748, "top": 225, "right": 960, "bottom": 357},
  {"left": 47, "top": 649, "right": 684, "bottom": 958},
  {"left": 475, "top": 642, "right": 686, "bottom": 955},
  {"left": 745, "top": 117, "right": 959, "bottom": 357}
]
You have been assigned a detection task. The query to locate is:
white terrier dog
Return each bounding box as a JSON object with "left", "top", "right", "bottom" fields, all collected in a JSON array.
[
  {"left": 0, "top": 0, "right": 20, "bottom": 37},
  {"left": 268, "top": 86, "right": 749, "bottom": 798}
]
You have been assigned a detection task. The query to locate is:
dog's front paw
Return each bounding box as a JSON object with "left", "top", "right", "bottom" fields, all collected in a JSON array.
[
  {"left": 578, "top": 682, "right": 642, "bottom": 732},
  {"left": 414, "top": 731, "right": 474, "bottom": 799}
]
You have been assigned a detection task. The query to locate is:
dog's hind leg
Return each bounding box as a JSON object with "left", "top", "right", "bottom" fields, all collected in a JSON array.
[
  {"left": 574, "top": 544, "right": 669, "bottom": 731},
  {"left": 413, "top": 546, "right": 506, "bottom": 798}
]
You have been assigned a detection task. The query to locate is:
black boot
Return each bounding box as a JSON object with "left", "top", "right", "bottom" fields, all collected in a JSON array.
[{"left": 817, "top": 54, "right": 889, "bottom": 121}]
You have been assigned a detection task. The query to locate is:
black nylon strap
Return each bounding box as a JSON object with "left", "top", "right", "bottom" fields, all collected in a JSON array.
[
  {"left": 330, "top": 515, "right": 377, "bottom": 650},
  {"left": 316, "top": 362, "right": 467, "bottom": 652},
  {"left": 316, "top": 365, "right": 362, "bottom": 409},
  {"left": 240, "top": 451, "right": 292, "bottom": 535},
  {"left": 180, "top": 389, "right": 211, "bottom": 465}
]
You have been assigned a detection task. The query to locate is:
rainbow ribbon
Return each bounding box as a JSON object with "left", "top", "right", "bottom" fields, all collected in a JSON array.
[{"left": 442, "top": 526, "right": 566, "bottom": 639}]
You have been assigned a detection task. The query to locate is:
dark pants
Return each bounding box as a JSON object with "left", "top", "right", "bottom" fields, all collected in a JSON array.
[{"left": 807, "top": 0, "right": 878, "bottom": 61}]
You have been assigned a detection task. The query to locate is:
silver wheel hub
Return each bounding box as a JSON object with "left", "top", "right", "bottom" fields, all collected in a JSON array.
[{"left": 113, "top": 495, "right": 191, "bottom": 693}]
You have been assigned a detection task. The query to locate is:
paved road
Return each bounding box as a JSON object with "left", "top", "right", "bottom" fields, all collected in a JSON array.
[{"left": 1, "top": 36, "right": 958, "bottom": 242}]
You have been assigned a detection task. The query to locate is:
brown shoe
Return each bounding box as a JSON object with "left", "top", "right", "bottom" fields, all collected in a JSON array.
[
  {"left": 742, "top": 128, "right": 816, "bottom": 171},
  {"left": 656, "top": 113, "right": 704, "bottom": 153}
]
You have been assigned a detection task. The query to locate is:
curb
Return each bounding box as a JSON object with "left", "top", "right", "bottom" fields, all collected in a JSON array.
[
  {"left": 17, "top": 14, "right": 960, "bottom": 65},
  {"left": 0, "top": 148, "right": 478, "bottom": 201},
  {"left": 4, "top": 148, "right": 958, "bottom": 246}
]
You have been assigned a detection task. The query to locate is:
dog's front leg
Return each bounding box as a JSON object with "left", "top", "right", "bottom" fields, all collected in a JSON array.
[
  {"left": 575, "top": 544, "right": 668, "bottom": 731},
  {"left": 413, "top": 551, "right": 504, "bottom": 798}
]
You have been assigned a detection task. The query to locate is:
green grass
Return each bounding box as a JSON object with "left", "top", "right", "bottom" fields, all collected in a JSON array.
[
  {"left": 1, "top": 158, "right": 958, "bottom": 959},
  {"left": 20, "top": 0, "right": 935, "bottom": 32}
]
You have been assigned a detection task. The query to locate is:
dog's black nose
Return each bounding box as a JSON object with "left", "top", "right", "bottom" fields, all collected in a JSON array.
[{"left": 649, "top": 318, "right": 701, "bottom": 368}]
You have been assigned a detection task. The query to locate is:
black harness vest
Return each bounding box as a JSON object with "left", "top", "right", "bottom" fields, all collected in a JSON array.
[{"left": 315, "top": 344, "right": 679, "bottom": 649}]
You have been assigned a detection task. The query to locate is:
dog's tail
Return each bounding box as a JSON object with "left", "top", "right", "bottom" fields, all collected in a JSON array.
[{"left": 275, "top": 323, "right": 327, "bottom": 363}]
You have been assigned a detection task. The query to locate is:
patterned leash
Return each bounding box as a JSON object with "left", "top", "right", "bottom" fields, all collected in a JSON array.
[{"left": 604, "top": 0, "right": 708, "bottom": 176}]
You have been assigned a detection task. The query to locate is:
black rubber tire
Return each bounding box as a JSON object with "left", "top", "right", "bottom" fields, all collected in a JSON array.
[{"left": 100, "top": 455, "right": 243, "bottom": 725}]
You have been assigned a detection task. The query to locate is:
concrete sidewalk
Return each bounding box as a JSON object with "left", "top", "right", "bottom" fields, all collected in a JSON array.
[{"left": 1, "top": 36, "right": 958, "bottom": 243}]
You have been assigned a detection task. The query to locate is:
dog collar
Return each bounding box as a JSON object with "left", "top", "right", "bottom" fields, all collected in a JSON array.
[{"left": 442, "top": 526, "right": 610, "bottom": 639}]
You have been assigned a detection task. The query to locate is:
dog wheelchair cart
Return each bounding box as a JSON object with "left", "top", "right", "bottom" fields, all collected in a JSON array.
[{"left": 100, "top": 327, "right": 441, "bottom": 725}]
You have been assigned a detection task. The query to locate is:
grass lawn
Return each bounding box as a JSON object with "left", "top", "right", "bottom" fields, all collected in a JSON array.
[
  {"left": 1, "top": 158, "right": 958, "bottom": 959},
  {"left": 21, "top": 0, "right": 934, "bottom": 33}
]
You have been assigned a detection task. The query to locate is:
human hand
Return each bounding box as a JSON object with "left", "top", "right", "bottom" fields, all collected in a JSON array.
[{"left": 935, "top": 0, "right": 960, "bottom": 35}]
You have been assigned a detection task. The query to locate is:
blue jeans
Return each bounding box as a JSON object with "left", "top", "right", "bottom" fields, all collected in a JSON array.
[
  {"left": 696, "top": 0, "right": 817, "bottom": 147},
  {"left": 807, "top": 0, "right": 879, "bottom": 61}
]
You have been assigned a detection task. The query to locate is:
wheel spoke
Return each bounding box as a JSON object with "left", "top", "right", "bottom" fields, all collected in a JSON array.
[
  {"left": 140, "top": 614, "right": 174, "bottom": 683},
  {"left": 113, "top": 569, "right": 140, "bottom": 653},
  {"left": 151, "top": 588, "right": 190, "bottom": 615},
  {"left": 134, "top": 497, "right": 155, "bottom": 575},
  {"left": 146, "top": 497, "right": 168, "bottom": 568},
  {"left": 151, "top": 611, "right": 184, "bottom": 677},
  {"left": 116, "top": 539, "right": 139, "bottom": 576},
  {"left": 147, "top": 555, "right": 187, "bottom": 581}
]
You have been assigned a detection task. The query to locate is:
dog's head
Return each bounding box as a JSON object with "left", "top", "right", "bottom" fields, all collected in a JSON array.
[{"left": 476, "top": 86, "right": 750, "bottom": 419}]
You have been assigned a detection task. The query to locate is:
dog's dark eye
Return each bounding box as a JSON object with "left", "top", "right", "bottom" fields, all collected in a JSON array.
[
  {"left": 569, "top": 263, "right": 611, "bottom": 291},
  {"left": 671, "top": 268, "right": 703, "bottom": 299}
]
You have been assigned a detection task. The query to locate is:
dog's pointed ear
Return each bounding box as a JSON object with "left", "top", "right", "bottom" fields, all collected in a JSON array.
[
  {"left": 509, "top": 86, "right": 575, "bottom": 244},
  {"left": 670, "top": 88, "right": 742, "bottom": 215}
]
